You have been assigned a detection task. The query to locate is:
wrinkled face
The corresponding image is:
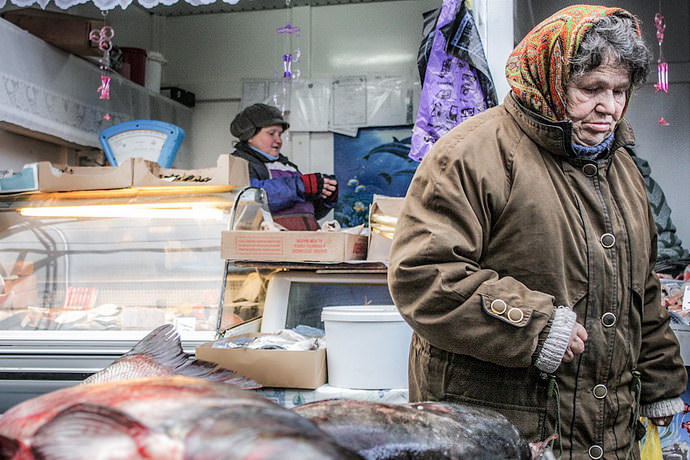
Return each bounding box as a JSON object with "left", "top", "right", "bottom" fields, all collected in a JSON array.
[
  {"left": 248, "top": 124, "right": 284, "bottom": 157},
  {"left": 565, "top": 62, "right": 631, "bottom": 147}
]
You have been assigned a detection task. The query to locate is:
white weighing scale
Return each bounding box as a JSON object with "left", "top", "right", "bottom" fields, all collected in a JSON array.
[{"left": 99, "top": 120, "right": 185, "bottom": 168}]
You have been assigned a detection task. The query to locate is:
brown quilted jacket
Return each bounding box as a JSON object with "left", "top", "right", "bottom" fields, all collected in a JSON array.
[{"left": 389, "top": 94, "right": 687, "bottom": 459}]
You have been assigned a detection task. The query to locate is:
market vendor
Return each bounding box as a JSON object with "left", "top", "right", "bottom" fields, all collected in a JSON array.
[
  {"left": 389, "top": 5, "right": 687, "bottom": 459},
  {"left": 230, "top": 103, "right": 338, "bottom": 231}
]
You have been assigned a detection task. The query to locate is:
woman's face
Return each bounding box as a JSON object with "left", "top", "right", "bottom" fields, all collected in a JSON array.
[
  {"left": 565, "top": 62, "right": 630, "bottom": 146},
  {"left": 248, "top": 124, "right": 284, "bottom": 157}
]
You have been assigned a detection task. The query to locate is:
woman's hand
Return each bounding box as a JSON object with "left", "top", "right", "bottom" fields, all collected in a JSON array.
[
  {"left": 562, "top": 322, "right": 588, "bottom": 363},
  {"left": 321, "top": 177, "right": 338, "bottom": 200}
]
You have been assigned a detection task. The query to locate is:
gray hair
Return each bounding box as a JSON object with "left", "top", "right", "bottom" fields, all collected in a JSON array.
[{"left": 570, "top": 14, "right": 651, "bottom": 88}]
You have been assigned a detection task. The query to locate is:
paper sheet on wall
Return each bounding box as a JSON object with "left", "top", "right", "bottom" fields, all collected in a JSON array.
[
  {"left": 241, "top": 74, "right": 412, "bottom": 134},
  {"left": 241, "top": 80, "right": 269, "bottom": 109},
  {"left": 366, "top": 75, "right": 410, "bottom": 126},
  {"left": 267, "top": 80, "right": 291, "bottom": 112},
  {"left": 241, "top": 80, "right": 291, "bottom": 112},
  {"left": 289, "top": 79, "right": 331, "bottom": 132},
  {"left": 332, "top": 76, "right": 367, "bottom": 128}
]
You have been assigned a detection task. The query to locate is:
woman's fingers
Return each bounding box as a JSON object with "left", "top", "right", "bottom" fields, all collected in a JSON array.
[
  {"left": 563, "top": 348, "right": 574, "bottom": 363},
  {"left": 562, "top": 322, "right": 588, "bottom": 364},
  {"left": 321, "top": 178, "right": 337, "bottom": 198}
]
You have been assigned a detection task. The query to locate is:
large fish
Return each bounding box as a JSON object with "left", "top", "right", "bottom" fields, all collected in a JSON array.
[
  {"left": 83, "top": 323, "right": 258, "bottom": 389},
  {"left": 0, "top": 376, "right": 364, "bottom": 460},
  {"left": 293, "top": 399, "right": 536, "bottom": 459}
]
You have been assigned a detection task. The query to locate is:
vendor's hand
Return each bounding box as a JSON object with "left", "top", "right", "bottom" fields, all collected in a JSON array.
[
  {"left": 650, "top": 415, "right": 674, "bottom": 426},
  {"left": 321, "top": 176, "right": 338, "bottom": 201},
  {"left": 562, "top": 322, "right": 587, "bottom": 363}
]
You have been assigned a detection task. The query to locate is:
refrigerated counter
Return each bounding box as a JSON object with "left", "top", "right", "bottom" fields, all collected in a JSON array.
[{"left": 0, "top": 186, "right": 257, "bottom": 411}]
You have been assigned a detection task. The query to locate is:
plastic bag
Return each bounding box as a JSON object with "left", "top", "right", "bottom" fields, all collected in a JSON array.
[{"left": 640, "top": 421, "right": 663, "bottom": 460}]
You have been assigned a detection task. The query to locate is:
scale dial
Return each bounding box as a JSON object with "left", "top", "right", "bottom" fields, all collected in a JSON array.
[
  {"left": 99, "top": 120, "right": 185, "bottom": 168},
  {"left": 108, "top": 129, "right": 168, "bottom": 163}
]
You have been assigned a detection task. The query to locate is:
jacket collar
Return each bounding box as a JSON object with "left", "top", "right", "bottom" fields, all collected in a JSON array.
[
  {"left": 504, "top": 93, "right": 636, "bottom": 162},
  {"left": 234, "top": 141, "right": 290, "bottom": 164}
]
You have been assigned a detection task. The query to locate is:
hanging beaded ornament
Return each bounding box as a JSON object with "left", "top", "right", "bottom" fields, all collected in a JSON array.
[
  {"left": 653, "top": 10, "right": 669, "bottom": 126},
  {"left": 89, "top": 21, "right": 114, "bottom": 121}
]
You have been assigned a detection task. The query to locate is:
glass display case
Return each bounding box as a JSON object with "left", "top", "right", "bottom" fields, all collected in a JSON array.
[{"left": 0, "top": 185, "right": 259, "bottom": 411}]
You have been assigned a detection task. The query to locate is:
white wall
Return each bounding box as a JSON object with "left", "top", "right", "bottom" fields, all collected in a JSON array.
[{"left": 473, "top": 0, "right": 513, "bottom": 101}]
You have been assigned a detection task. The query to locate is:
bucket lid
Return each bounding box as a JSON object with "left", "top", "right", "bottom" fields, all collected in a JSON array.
[
  {"left": 147, "top": 51, "right": 167, "bottom": 64},
  {"left": 321, "top": 305, "right": 403, "bottom": 322}
]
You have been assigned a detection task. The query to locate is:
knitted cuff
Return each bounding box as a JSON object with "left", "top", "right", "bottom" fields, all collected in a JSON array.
[
  {"left": 640, "top": 397, "right": 685, "bottom": 418},
  {"left": 534, "top": 306, "right": 577, "bottom": 374},
  {"left": 301, "top": 173, "right": 324, "bottom": 199}
]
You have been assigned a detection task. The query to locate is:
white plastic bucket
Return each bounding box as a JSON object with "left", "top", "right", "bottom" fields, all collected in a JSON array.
[
  {"left": 145, "top": 51, "right": 167, "bottom": 93},
  {"left": 321, "top": 305, "right": 412, "bottom": 390}
]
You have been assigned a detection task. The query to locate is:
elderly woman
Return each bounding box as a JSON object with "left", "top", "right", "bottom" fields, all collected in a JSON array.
[{"left": 389, "top": 5, "right": 686, "bottom": 459}]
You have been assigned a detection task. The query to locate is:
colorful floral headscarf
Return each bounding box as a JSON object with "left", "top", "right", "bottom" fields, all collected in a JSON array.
[{"left": 505, "top": 4, "right": 638, "bottom": 121}]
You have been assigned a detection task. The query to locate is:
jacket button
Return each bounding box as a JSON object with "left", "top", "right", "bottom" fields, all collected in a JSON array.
[
  {"left": 588, "top": 445, "right": 604, "bottom": 459},
  {"left": 507, "top": 307, "right": 524, "bottom": 323},
  {"left": 600, "top": 233, "right": 615, "bottom": 248},
  {"left": 582, "top": 163, "right": 598, "bottom": 176},
  {"left": 601, "top": 312, "right": 617, "bottom": 327},
  {"left": 490, "top": 299, "right": 507, "bottom": 315},
  {"left": 593, "top": 384, "right": 608, "bottom": 399}
]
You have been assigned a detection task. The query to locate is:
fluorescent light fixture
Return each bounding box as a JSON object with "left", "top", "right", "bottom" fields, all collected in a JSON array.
[{"left": 17, "top": 201, "right": 229, "bottom": 220}]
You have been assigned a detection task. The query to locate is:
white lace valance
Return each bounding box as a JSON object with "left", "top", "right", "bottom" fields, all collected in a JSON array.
[
  {"left": 0, "top": 17, "right": 191, "bottom": 150},
  {"left": 0, "top": 0, "right": 239, "bottom": 10}
]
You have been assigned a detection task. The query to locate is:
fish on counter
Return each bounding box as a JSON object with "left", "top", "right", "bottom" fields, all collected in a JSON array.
[
  {"left": 83, "top": 323, "right": 258, "bottom": 388},
  {"left": 0, "top": 324, "right": 361, "bottom": 460},
  {"left": 0, "top": 323, "right": 550, "bottom": 460},
  {"left": 293, "top": 399, "right": 538, "bottom": 460},
  {"left": 0, "top": 376, "right": 364, "bottom": 460}
]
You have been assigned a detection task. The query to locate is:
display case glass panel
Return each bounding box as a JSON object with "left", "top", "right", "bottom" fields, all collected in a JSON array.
[{"left": 0, "top": 186, "right": 255, "bottom": 339}]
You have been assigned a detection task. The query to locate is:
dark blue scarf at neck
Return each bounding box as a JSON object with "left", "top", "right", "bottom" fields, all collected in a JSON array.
[{"left": 571, "top": 133, "right": 615, "bottom": 160}]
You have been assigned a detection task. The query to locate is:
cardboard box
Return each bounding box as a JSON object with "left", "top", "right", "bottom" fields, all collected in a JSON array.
[
  {"left": 196, "top": 333, "right": 327, "bottom": 389},
  {"left": 367, "top": 195, "right": 404, "bottom": 262},
  {"left": 133, "top": 154, "right": 249, "bottom": 189},
  {"left": 0, "top": 159, "right": 133, "bottom": 193},
  {"left": 2, "top": 9, "right": 102, "bottom": 56},
  {"left": 221, "top": 230, "right": 368, "bottom": 262}
]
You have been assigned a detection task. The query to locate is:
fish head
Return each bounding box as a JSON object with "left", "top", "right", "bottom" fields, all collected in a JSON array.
[{"left": 20, "top": 402, "right": 185, "bottom": 460}]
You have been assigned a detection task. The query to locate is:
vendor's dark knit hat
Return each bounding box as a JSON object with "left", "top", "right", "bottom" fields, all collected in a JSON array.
[{"left": 230, "top": 103, "right": 290, "bottom": 141}]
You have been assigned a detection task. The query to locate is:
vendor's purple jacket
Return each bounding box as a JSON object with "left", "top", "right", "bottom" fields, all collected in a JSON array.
[{"left": 231, "top": 142, "right": 334, "bottom": 220}]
